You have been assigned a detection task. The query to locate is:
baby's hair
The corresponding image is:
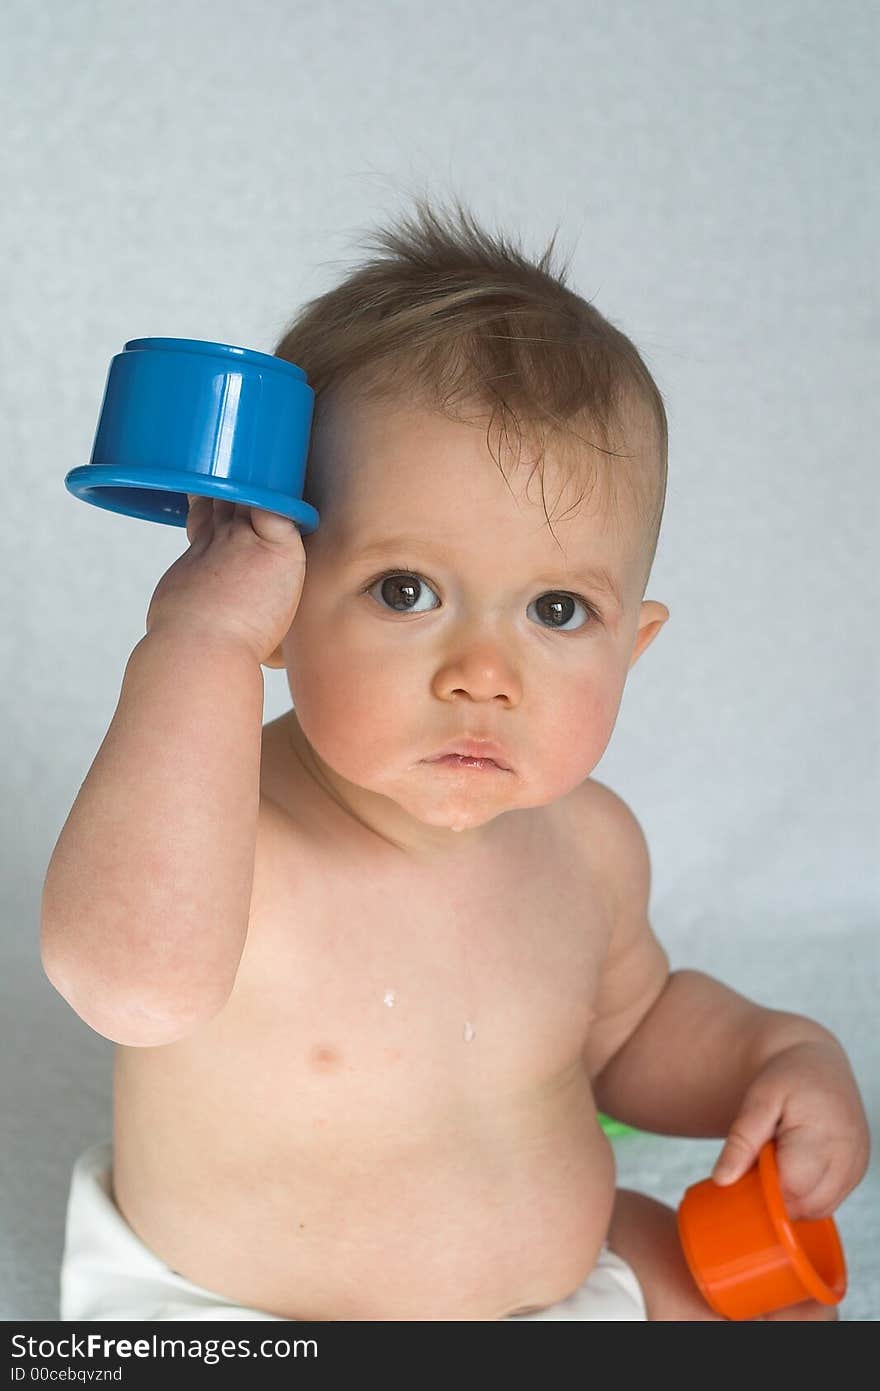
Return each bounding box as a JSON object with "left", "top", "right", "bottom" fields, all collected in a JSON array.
[{"left": 273, "top": 191, "right": 667, "bottom": 593}]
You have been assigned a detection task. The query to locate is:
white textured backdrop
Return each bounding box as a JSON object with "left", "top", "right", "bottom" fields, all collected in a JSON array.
[{"left": 1, "top": 0, "right": 877, "bottom": 1320}]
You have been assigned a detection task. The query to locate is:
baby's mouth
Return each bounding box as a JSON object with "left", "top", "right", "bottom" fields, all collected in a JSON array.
[
  {"left": 423, "top": 754, "right": 510, "bottom": 773},
  {"left": 423, "top": 738, "right": 513, "bottom": 771}
]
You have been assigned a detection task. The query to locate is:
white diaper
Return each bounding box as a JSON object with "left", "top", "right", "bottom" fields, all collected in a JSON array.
[{"left": 60, "top": 1141, "right": 647, "bottom": 1322}]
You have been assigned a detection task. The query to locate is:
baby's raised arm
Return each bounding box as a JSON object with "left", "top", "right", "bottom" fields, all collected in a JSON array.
[{"left": 40, "top": 498, "right": 306, "bottom": 1047}]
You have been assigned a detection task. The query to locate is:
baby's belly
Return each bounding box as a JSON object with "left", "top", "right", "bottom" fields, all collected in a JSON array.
[{"left": 112, "top": 1054, "right": 617, "bottom": 1321}]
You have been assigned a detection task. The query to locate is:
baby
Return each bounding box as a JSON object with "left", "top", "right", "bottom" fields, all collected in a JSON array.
[{"left": 42, "top": 199, "right": 869, "bottom": 1322}]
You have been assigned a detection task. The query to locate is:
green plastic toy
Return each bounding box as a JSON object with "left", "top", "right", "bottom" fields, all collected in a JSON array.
[{"left": 598, "top": 1112, "right": 638, "bottom": 1137}]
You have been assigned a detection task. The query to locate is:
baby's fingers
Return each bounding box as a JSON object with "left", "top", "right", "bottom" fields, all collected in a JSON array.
[
  {"left": 775, "top": 1139, "right": 837, "bottom": 1221},
  {"left": 186, "top": 494, "right": 239, "bottom": 543},
  {"left": 185, "top": 494, "right": 212, "bottom": 546},
  {"left": 712, "top": 1090, "right": 783, "bottom": 1187},
  {"left": 247, "top": 505, "right": 300, "bottom": 545}
]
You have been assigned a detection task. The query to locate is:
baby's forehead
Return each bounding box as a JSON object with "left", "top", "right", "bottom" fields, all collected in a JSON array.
[
  {"left": 333, "top": 483, "right": 639, "bottom": 599},
  {"left": 315, "top": 389, "right": 649, "bottom": 557}
]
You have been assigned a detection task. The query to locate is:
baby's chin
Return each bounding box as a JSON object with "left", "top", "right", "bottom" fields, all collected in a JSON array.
[
  {"left": 411, "top": 802, "right": 502, "bottom": 833},
  {"left": 374, "top": 786, "right": 501, "bottom": 828},
  {"left": 375, "top": 773, "right": 553, "bottom": 835}
]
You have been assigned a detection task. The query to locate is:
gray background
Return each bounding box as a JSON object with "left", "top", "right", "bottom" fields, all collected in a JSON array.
[{"left": 2, "top": 0, "right": 877, "bottom": 1321}]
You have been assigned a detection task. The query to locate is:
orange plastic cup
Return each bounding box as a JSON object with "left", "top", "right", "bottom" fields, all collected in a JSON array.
[{"left": 676, "top": 1140, "right": 847, "bottom": 1320}]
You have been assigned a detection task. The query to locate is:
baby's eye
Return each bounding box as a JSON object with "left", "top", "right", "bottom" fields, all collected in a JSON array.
[
  {"left": 367, "top": 572, "right": 440, "bottom": 613},
  {"left": 527, "top": 593, "right": 594, "bottom": 631},
  {"left": 367, "top": 572, "right": 595, "bottom": 631}
]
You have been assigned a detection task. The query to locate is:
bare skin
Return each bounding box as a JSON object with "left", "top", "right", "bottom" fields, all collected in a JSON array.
[
  {"left": 607, "top": 1189, "right": 838, "bottom": 1321},
  {"left": 109, "top": 715, "right": 839, "bottom": 1322},
  {"left": 112, "top": 716, "right": 620, "bottom": 1321},
  {"left": 107, "top": 401, "right": 840, "bottom": 1321}
]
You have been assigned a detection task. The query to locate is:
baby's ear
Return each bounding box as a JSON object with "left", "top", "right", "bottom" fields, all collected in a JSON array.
[{"left": 628, "top": 600, "right": 669, "bottom": 670}]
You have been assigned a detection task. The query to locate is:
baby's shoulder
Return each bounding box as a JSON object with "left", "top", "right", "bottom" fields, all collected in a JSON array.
[
  {"left": 565, "top": 775, "right": 642, "bottom": 843},
  {"left": 562, "top": 777, "right": 650, "bottom": 909},
  {"left": 251, "top": 721, "right": 318, "bottom": 893},
  {"left": 257, "top": 716, "right": 319, "bottom": 840}
]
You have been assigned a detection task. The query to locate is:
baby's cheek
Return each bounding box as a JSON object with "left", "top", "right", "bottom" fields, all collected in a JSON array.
[
  {"left": 539, "top": 680, "right": 623, "bottom": 790},
  {"left": 287, "top": 642, "right": 406, "bottom": 776}
]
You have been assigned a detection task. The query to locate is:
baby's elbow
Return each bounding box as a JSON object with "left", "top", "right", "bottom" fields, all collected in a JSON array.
[{"left": 44, "top": 966, "right": 223, "bottom": 1047}]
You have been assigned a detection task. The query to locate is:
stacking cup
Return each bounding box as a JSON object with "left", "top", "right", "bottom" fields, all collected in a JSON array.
[
  {"left": 65, "top": 337, "right": 319, "bottom": 532},
  {"left": 677, "top": 1140, "right": 846, "bottom": 1320}
]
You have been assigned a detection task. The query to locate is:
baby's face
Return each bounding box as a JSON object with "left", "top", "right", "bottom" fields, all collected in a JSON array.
[{"left": 269, "top": 392, "right": 667, "bottom": 856}]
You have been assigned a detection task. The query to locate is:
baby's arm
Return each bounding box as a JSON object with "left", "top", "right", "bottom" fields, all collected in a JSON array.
[
  {"left": 586, "top": 788, "right": 869, "bottom": 1220},
  {"left": 41, "top": 499, "right": 305, "bottom": 1048},
  {"left": 40, "top": 627, "right": 265, "bottom": 1046}
]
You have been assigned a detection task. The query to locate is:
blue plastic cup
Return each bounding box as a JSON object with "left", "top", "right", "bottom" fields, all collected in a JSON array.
[{"left": 65, "top": 337, "right": 320, "bottom": 532}]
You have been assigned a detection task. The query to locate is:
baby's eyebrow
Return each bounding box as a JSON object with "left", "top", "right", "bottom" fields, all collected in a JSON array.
[{"left": 351, "top": 535, "right": 622, "bottom": 609}]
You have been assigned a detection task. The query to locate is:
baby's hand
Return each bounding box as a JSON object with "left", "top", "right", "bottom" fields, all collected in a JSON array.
[
  {"left": 146, "top": 496, "right": 307, "bottom": 665},
  {"left": 710, "top": 1038, "right": 870, "bottom": 1221}
]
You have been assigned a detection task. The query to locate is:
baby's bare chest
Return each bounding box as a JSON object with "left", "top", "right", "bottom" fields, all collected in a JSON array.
[
  {"left": 113, "top": 802, "right": 615, "bottom": 1280},
  {"left": 112, "top": 800, "right": 620, "bottom": 1318},
  {"left": 113, "top": 809, "right": 619, "bottom": 1318},
  {"left": 204, "top": 809, "right": 611, "bottom": 1115}
]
